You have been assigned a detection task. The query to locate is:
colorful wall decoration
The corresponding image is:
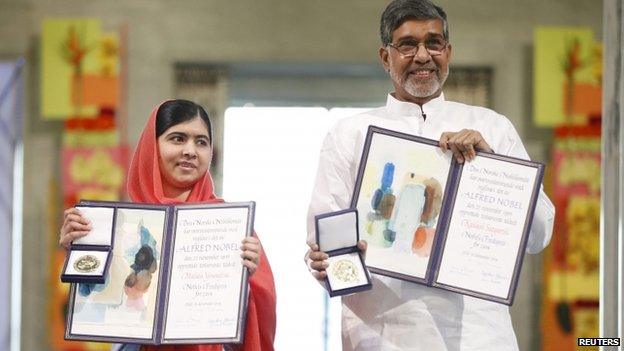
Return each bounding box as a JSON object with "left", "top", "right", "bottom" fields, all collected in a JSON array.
[
  {"left": 536, "top": 27, "right": 602, "bottom": 351},
  {"left": 41, "top": 19, "right": 101, "bottom": 118},
  {"left": 61, "top": 145, "right": 128, "bottom": 204},
  {"left": 542, "top": 127, "right": 600, "bottom": 350},
  {"left": 42, "top": 18, "right": 128, "bottom": 351},
  {"left": 533, "top": 27, "right": 602, "bottom": 127}
]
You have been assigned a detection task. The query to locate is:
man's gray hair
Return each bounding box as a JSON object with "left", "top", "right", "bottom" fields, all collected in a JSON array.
[{"left": 380, "top": 0, "right": 449, "bottom": 45}]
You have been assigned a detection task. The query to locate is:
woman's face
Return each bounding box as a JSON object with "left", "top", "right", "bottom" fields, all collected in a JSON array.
[{"left": 157, "top": 116, "right": 212, "bottom": 194}]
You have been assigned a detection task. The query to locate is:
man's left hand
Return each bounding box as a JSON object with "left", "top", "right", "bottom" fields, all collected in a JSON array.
[{"left": 439, "top": 129, "right": 493, "bottom": 163}]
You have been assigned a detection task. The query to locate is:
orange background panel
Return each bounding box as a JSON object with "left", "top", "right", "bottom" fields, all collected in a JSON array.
[
  {"left": 71, "top": 74, "right": 118, "bottom": 107},
  {"left": 561, "top": 83, "right": 602, "bottom": 121}
]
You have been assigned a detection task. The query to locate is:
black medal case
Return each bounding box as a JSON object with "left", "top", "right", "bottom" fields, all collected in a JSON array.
[
  {"left": 315, "top": 208, "right": 372, "bottom": 297},
  {"left": 60, "top": 203, "right": 116, "bottom": 284}
]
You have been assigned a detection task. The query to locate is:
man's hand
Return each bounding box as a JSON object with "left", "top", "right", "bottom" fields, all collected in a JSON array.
[
  {"left": 439, "top": 129, "right": 493, "bottom": 163},
  {"left": 307, "top": 242, "right": 329, "bottom": 281},
  {"left": 356, "top": 240, "right": 367, "bottom": 260},
  {"left": 307, "top": 240, "right": 368, "bottom": 282}
]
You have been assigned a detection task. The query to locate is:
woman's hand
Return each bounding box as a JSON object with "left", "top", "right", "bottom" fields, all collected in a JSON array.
[
  {"left": 241, "top": 236, "right": 261, "bottom": 275},
  {"left": 307, "top": 240, "right": 367, "bottom": 282},
  {"left": 59, "top": 208, "right": 92, "bottom": 249}
]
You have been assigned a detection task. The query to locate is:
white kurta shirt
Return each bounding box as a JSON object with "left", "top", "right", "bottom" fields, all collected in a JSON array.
[{"left": 307, "top": 93, "right": 555, "bottom": 351}]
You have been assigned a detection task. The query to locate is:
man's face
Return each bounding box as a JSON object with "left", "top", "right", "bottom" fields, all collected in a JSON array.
[{"left": 379, "top": 19, "right": 452, "bottom": 105}]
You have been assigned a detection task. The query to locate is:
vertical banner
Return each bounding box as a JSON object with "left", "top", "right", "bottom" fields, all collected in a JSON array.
[
  {"left": 43, "top": 18, "right": 126, "bottom": 351},
  {"left": 542, "top": 127, "right": 601, "bottom": 350},
  {"left": 0, "top": 58, "right": 24, "bottom": 351},
  {"left": 535, "top": 27, "right": 603, "bottom": 349}
]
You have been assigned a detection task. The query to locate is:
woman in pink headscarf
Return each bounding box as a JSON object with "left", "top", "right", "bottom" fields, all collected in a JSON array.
[{"left": 60, "top": 99, "right": 276, "bottom": 351}]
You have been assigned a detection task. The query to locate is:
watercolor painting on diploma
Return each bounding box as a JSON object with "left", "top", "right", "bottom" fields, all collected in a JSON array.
[
  {"left": 69, "top": 208, "right": 167, "bottom": 339},
  {"left": 353, "top": 132, "right": 450, "bottom": 279}
]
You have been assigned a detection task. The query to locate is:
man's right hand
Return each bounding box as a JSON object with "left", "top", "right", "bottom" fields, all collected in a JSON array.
[
  {"left": 307, "top": 242, "right": 329, "bottom": 281},
  {"left": 307, "top": 240, "right": 368, "bottom": 282},
  {"left": 59, "top": 208, "right": 92, "bottom": 249}
]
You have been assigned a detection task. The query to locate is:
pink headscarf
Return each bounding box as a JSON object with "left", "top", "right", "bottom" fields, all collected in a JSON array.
[{"left": 127, "top": 101, "right": 220, "bottom": 204}]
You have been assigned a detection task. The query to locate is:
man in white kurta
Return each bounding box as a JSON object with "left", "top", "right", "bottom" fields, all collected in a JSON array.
[
  {"left": 305, "top": 1, "right": 555, "bottom": 350},
  {"left": 307, "top": 93, "right": 554, "bottom": 350}
]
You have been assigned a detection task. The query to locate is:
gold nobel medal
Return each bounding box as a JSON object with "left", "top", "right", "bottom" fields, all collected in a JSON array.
[
  {"left": 332, "top": 259, "right": 359, "bottom": 283},
  {"left": 74, "top": 254, "right": 100, "bottom": 273}
]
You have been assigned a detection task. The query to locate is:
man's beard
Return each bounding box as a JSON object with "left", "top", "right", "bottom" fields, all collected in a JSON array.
[{"left": 391, "top": 65, "right": 449, "bottom": 99}]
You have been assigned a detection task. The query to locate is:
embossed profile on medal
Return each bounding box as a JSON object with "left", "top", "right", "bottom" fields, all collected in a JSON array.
[
  {"left": 326, "top": 252, "right": 368, "bottom": 291},
  {"left": 332, "top": 259, "right": 360, "bottom": 283},
  {"left": 74, "top": 254, "right": 101, "bottom": 273}
]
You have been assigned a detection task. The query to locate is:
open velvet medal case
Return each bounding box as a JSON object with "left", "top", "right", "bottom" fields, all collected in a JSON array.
[
  {"left": 315, "top": 208, "right": 372, "bottom": 297},
  {"left": 61, "top": 205, "right": 116, "bottom": 284}
]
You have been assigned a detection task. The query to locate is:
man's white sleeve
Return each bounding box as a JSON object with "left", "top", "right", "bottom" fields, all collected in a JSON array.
[{"left": 306, "top": 128, "right": 354, "bottom": 245}]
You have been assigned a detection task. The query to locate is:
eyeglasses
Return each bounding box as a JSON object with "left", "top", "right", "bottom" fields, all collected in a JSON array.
[{"left": 387, "top": 38, "right": 448, "bottom": 57}]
